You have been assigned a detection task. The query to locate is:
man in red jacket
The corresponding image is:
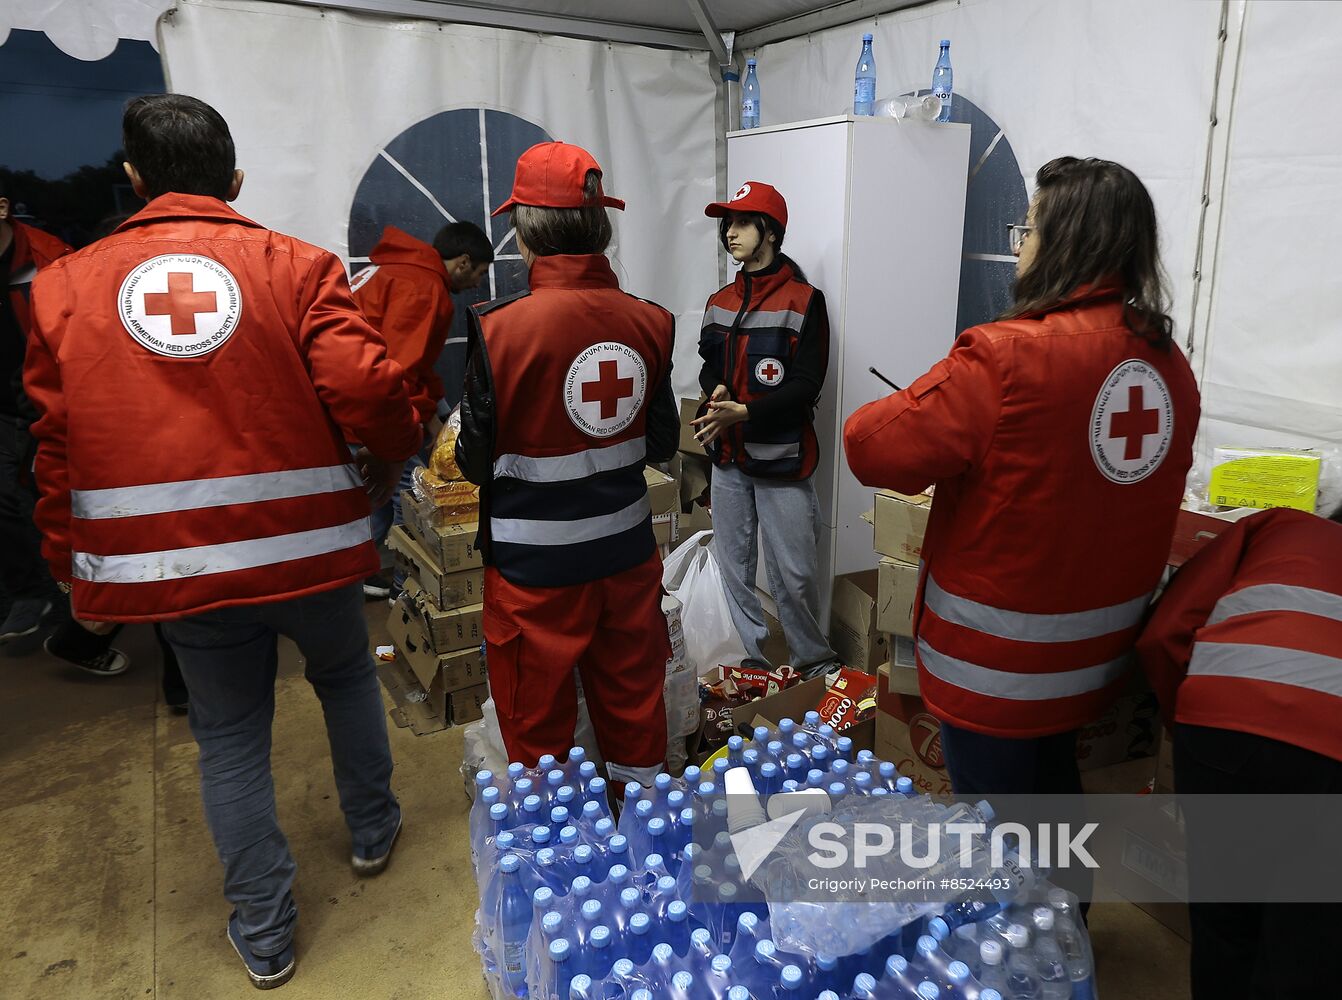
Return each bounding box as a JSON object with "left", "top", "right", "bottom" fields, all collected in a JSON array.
[
  {"left": 24, "top": 95, "right": 421, "bottom": 989},
  {"left": 1136, "top": 505, "right": 1342, "bottom": 999},
  {"left": 0, "top": 185, "right": 71, "bottom": 643},
  {"left": 351, "top": 222, "right": 492, "bottom": 598}
]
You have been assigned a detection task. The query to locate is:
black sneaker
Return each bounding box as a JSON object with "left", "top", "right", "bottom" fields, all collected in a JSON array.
[
  {"left": 44, "top": 636, "right": 131, "bottom": 677},
  {"left": 0, "top": 598, "right": 53, "bottom": 642},
  {"left": 363, "top": 575, "right": 392, "bottom": 600},
  {"left": 227, "top": 912, "right": 295, "bottom": 990}
]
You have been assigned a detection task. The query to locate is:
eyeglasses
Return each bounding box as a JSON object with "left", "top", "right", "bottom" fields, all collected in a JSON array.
[{"left": 1007, "top": 224, "right": 1034, "bottom": 255}]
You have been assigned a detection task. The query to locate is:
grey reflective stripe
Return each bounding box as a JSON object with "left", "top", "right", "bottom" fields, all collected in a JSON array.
[
  {"left": 72, "top": 517, "right": 371, "bottom": 583},
  {"left": 71, "top": 464, "right": 362, "bottom": 520},
  {"left": 493, "top": 437, "right": 645, "bottom": 483},
  {"left": 924, "top": 574, "right": 1151, "bottom": 644},
  {"left": 1188, "top": 641, "right": 1342, "bottom": 698},
  {"left": 491, "top": 496, "right": 650, "bottom": 547},
  {"left": 1207, "top": 584, "right": 1342, "bottom": 628},
  {"left": 745, "top": 441, "right": 800, "bottom": 461},
  {"left": 702, "top": 306, "right": 806, "bottom": 333},
  {"left": 348, "top": 264, "right": 379, "bottom": 293},
  {"left": 9, "top": 264, "right": 38, "bottom": 287},
  {"left": 918, "top": 638, "right": 1132, "bottom": 701}
]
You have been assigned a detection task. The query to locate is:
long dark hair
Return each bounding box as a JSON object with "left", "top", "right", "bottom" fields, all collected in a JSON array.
[
  {"left": 1004, "top": 156, "right": 1172, "bottom": 347},
  {"left": 718, "top": 211, "right": 807, "bottom": 282}
]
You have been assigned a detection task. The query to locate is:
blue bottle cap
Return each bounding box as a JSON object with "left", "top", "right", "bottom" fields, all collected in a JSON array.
[
  {"left": 728, "top": 735, "right": 744, "bottom": 751},
  {"left": 549, "top": 938, "right": 570, "bottom": 961},
  {"left": 738, "top": 910, "right": 759, "bottom": 932},
  {"left": 713, "top": 758, "right": 729, "bottom": 775},
  {"left": 981, "top": 993, "right": 1002, "bottom": 1000},
  {"left": 755, "top": 940, "right": 776, "bottom": 961},
  {"left": 625, "top": 781, "right": 642, "bottom": 801},
  {"left": 918, "top": 983, "right": 941, "bottom": 1000},
  {"left": 568, "top": 746, "right": 586, "bottom": 762},
  {"left": 782, "top": 964, "right": 804, "bottom": 988},
  {"left": 816, "top": 953, "right": 837, "bottom": 970},
  {"left": 534, "top": 885, "right": 554, "bottom": 906},
  {"left": 581, "top": 899, "right": 602, "bottom": 921},
  {"left": 761, "top": 761, "right": 778, "bottom": 777},
  {"left": 674, "top": 972, "right": 695, "bottom": 990},
  {"left": 570, "top": 974, "right": 592, "bottom": 993},
  {"left": 897, "top": 776, "right": 914, "bottom": 795},
  {"left": 591, "top": 925, "right": 611, "bottom": 947},
  {"left": 828, "top": 782, "right": 847, "bottom": 798},
  {"left": 819, "top": 994, "right": 841, "bottom": 1000},
  {"left": 879, "top": 761, "right": 896, "bottom": 777},
  {"left": 524, "top": 795, "right": 542, "bottom": 813},
  {"left": 496, "top": 832, "right": 515, "bottom": 851},
  {"left": 744, "top": 749, "right": 760, "bottom": 767},
  {"left": 782, "top": 780, "right": 799, "bottom": 793},
  {"left": 813, "top": 747, "right": 829, "bottom": 764},
  {"left": 691, "top": 927, "right": 712, "bottom": 948},
  {"left": 621, "top": 887, "right": 641, "bottom": 909},
  {"left": 630, "top": 991, "right": 651, "bottom": 1000},
  {"left": 609, "top": 834, "right": 628, "bottom": 854},
  {"left": 613, "top": 959, "right": 634, "bottom": 977},
  {"left": 680, "top": 807, "right": 696, "bottom": 826},
  {"left": 489, "top": 802, "right": 509, "bottom": 821},
  {"left": 481, "top": 786, "right": 500, "bottom": 805},
  {"left": 862, "top": 33, "right": 873, "bottom": 41},
  {"left": 746, "top": 58, "right": 756, "bottom": 66},
  {"left": 647, "top": 817, "right": 667, "bottom": 837},
  {"left": 571, "top": 875, "right": 592, "bottom": 896},
  {"left": 609, "top": 863, "right": 629, "bottom": 884},
  {"left": 838, "top": 736, "right": 853, "bottom": 752},
  {"left": 917, "top": 935, "right": 937, "bottom": 955},
  {"left": 819, "top": 724, "right": 835, "bottom": 739},
  {"left": 854, "top": 974, "right": 877, "bottom": 991},
  {"left": 948, "top": 961, "right": 970, "bottom": 982},
  {"left": 507, "top": 762, "right": 525, "bottom": 780},
  {"left": 574, "top": 845, "right": 593, "bottom": 865},
  {"left": 698, "top": 781, "right": 716, "bottom": 799},
  {"left": 684, "top": 765, "right": 701, "bottom": 784},
  {"left": 630, "top": 912, "right": 651, "bottom": 935},
  {"left": 668, "top": 900, "right": 688, "bottom": 921},
  {"left": 636, "top": 799, "right": 654, "bottom": 818},
  {"left": 729, "top": 988, "right": 750, "bottom": 1000},
  {"left": 542, "top": 911, "right": 563, "bottom": 935},
  {"left": 941, "top": 39, "right": 950, "bottom": 46},
  {"left": 718, "top": 882, "right": 738, "bottom": 901},
  {"left": 532, "top": 826, "right": 551, "bottom": 844},
  {"left": 644, "top": 853, "right": 665, "bottom": 871},
  {"left": 582, "top": 801, "right": 602, "bottom": 821},
  {"left": 657, "top": 875, "right": 677, "bottom": 894},
  {"left": 475, "top": 769, "right": 493, "bottom": 787},
  {"left": 499, "top": 854, "right": 520, "bottom": 873},
  {"left": 515, "top": 777, "right": 534, "bottom": 795},
  {"left": 539, "top": 754, "right": 558, "bottom": 770},
  {"left": 779, "top": 717, "right": 795, "bottom": 731},
  {"left": 768, "top": 740, "right": 784, "bottom": 756},
  {"left": 667, "top": 789, "right": 686, "bottom": 809},
  {"left": 833, "top": 759, "right": 849, "bottom": 775},
  {"left": 557, "top": 785, "right": 576, "bottom": 803},
  {"left": 711, "top": 955, "right": 732, "bottom": 974},
  {"left": 655, "top": 773, "right": 673, "bottom": 792},
  {"left": 548, "top": 769, "right": 565, "bottom": 787},
  {"left": 929, "top": 916, "right": 949, "bottom": 940},
  {"left": 580, "top": 760, "right": 598, "bottom": 781},
  {"left": 887, "top": 954, "right": 908, "bottom": 974},
  {"left": 653, "top": 942, "right": 673, "bottom": 963},
  {"left": 872, "top": 787, "right": 888, "bottom": 797},
  {"left": 551, "top": 807, "right": 570, "bottom": 825},
  {"left": 857, "top": 750, "right": 875, "bottom": 764},
  {"left": 537, "top": 848, "right": 556, "bottom": 866},
  {"left": 560, "top": 826, "right": 579, "bottom": 845},
  {"left": 754, "top": 725, "right": 770, "bottom": 742}
]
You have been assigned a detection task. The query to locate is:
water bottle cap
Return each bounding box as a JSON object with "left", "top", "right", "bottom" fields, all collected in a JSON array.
[
  {"left": 680, "top": 807, "right": 695, "bottom": 826},
  {"left": 625, "top": 781, "right": 642, "bottom": 801},
  {"left": 557, "top": 786, "right": 576, "bottom": 803},
  {"left": 668, "top": 900, "right": 688, "bottom": 921},
  {"left": 887, "top": 954, "right": 908, "bottom": 974},
  {"left": 524, "top": 795, "right": 542, "bottom": 813},
  {"left": 854, "top": 772, "right": 873, "bottom": 786},
  {"left": 635, "top": 799, "right": 654, "bottom": 819},
  {"left": 653, "top": 943, "right": 673, "bottom": 963},
  {"left": 855, "top": 974, "right": 877, "bottom": 991},
  {"left": 783, "top": 780, "right": 799, "bottom": 793},
  {"left": 981, "top": 993, "right": 1002, "bottom": 1000},
  {"left": 549, "top": 938, "right": 570, "bottom": 960},
  {"left": 542, "top": 911, "right": 563, "bottom": 934},
  {"left": 918, "top": 983, "right": 941, "bottom": 1000},
  {"left": 647, "top": 817, "right": 667, "bottom": 836},
  {"left": 718, "top": 882, "right": 739, "bottom": 901},
  {"left": 819, "top": 994, "right": 840, "bottom": 1000},
  {"left": 516, "top": 778, "right": 533, "bottom": 794},
  {"left": 570, "top": 975, "right": 592, "bottom": 993},
  {"left": 694, "top": 863, "right": 714, "bottom": 882},
  {"left": 813, "top": 747, "right": 829, "bottom": 762},
  {"left": 595, "top": 817, "right": 615, "bottom": 837},
  {"left": 711, "top": 955, "right": 732, "bottom": 974},
  {"left": 698, "top": 781, "right": 716, "bottom": 798},
  {"left": 537, "top": 848, "right": 556, "bottom": 866},
  {"left": 609, "top": 834, "right": 628, "bottom": 854},
  {"left": 621, "top": 887, "right": 641, "bottom": 908},
  {"left": 539, "top": 754, "right": 557, "bottom": 769},
  {"left": 917, "top": 935, "right": 937, "bottom": 956},
  {"left": 858, "top": 750, "right": 875, "bottom": 763},
  {"left": 568, "top": 745, "right": 585, "bottom": 762},
  {"left": 481, "top": 786, "right": 500, "bottom": 805},
  {"left": 613, "top": 959, "right": 634, "bottom": 976},
  {"left": 897, "top": 777, "right": 914, "bottom": 794},
  {"left": 655, "top": 772, "right": 673, "bottom": 791},
  {"left": 817, "top": 953, "right": 837, "bottom": 970},
  {"left": 828, "top": 782, "right": 846, "bottom": 797},
  {"left": 644, "top": 853, "right": 665, "bottom": 871},
  {"left": 609, "top": 863, "right": 629, "bottom": 883},
  {"left": 729, "top": 989, "right": 750, "bottom": 1000},
  {"left": 862, "top": 32, "right": 873, "bottom": 41},
  {"left": 668, "top": 789, "right": 686, "bottom": 807},
  {"left": 475, "top": 769, "right": 493, "bottom": 787},
  {"left": 582, "top": 801, "right": 602, "bottom": 820},
  {"left": 571, "top": 875, "right": 592, "bottom": 895},
  {"left": 976, "top": 799, "right": 996, "bottom": 823},
  {"left": 872, "top": 788, "right": 888, "bottom": 797},
  {"left": 768, "top": 740, "right": 784, "bottom": 755},
  {"left": 761, "top": 762, "right": 778, "bottom": 776},
  {"left": 548, "top": 769, "right": 565, "bottom": 786},
  {"left": 928, "top": 916, "right": 949, "bottom": 939},
  {"left": 499, "top": 853, "right": 520, "bottom": 873},
  {"left": 728, "top": 735, "right": 744, "bottom": 751},
  {"left": 497, "top": 832, "right": 515, "bottom": 850},
  {"left": 657, "top": 875, "right": 677, "bottom": 893},
  {"left": 684, "top": 765, "right": 701, "bottom": 782},
  {"left": 692, "top": 928, "right": 712, "bottom": 947},
  {"left": 980, "top": 939, "right": 1004, "bottom": 964},
  {"left": 1006, "top": 923, "right": 1031, "bottom": 948},
  {"left": 591, "top": 924, "right": 611, "bottom": 947},
  {"left": 755, "top": 940, "right": 776, "bottom": 961},
  {"left": 551, "top": 807, "right": 569, "bottom": 825},
  {"left": 949, "top": 961, "right": 970, "bottom": 982},
  {"left": 940, "top": 39, "right": 950, "bottom": 46},
  {"left": 782, "top": 964, "right": 804, "bottom": 987},
  {"left": 534, "top": 886, "right": 554, "bottom": 905},
  {"left": 833, "top": 760, "right": 849, "bottom": 774},
  {"left": 674, "top": 972, "right": 695, "bottom": 990},
  {"left": 489, "top": 803, "right": 509, "bottom": 821},
  {"left": 787, "top": 753, "right": 804, "bottom": 768},
  {"left": 581, "top": 899, "right": 602, "bottom": 920},
  {"left": 713, "top": 758, "right": 729, "bottom": 775},
  {"left": 879, "top": 761, "right": 896, "bottom": 776},
  {"left": 1033, "top": 906, "right": 1055, "bottom": 931},
  {"left": 838, "top": 736, "right": 853, "bottom": 750},
  {"left": 805, "top": 711, "right": 820, "bottom": 725},
  {"left": 532, "top": 826, "right": 551, "bottom": 844},
  {"left": 580, "top": 759, "right": 597, "bottom": 779},
  {"left": 630, "top": 912, "right": 650, "bottom": 934},
  {"left": 631, "top": 991, "right": 652, "bottom": 1000},
  {"left": 743, "top": 749, "right": 760, "bottom": 766},
  {"left": 807, "top": 769, "right": 824, "bottom": 785},
  {"left": 507, "top": 762, "right": 525, "bottom": 779},
  {"left": 746, "top": 58, "right": 756, "bottom": 66}
]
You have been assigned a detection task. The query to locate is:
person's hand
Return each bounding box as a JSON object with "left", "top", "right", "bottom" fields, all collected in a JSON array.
[
  {"left": 710, "top": 384, "right": 730, "bottom": 403},
  {"left": 354, "top": 447, "right": 404, "bottom": 509},
  {"left": 75, "top": 617, "right": 117, "bottom": 635},
  {"left": 692, "top": 399, "right": 749, "bottom": 446}
]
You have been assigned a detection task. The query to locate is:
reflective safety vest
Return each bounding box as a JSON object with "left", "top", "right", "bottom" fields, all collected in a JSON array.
[
  {"left": 1137, "top": 507, "right": 1342, "bottom": 763},
  {"left": 698, "top": 258, "right": 822, "bottom": 480},
  {"left": 472, "top": 253, "right": 674, "bottom": 588},
  {"left": 844, "top": 286, "right": 1201, "bottom": 737}
]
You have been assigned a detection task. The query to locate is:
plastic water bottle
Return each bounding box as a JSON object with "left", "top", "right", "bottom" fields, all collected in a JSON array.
[
  {"left": 741, "top": 58, "right": 761, "bottom": 129},
  {"left": 1003, "top": 924, "right": 1042, "bottom": 999},
  {"left": 919, "top": 983, "right": 942, "bottom": 1000},
  {"left": 497, "top": 855, "right": 532, "bottom": 995},
  {"left": 883, "top": 954, "right": 925, "bottom": 996},
  {"left": 1030, "top": 907, "right": 1071, "bottom": 1000},
  {"left": 978, "top": 940, "right": 1010, "bottom": 995},
  {"left": 587, "top": 924, "right": 614, "bottom": 980},
  {"left": 779, "top": 964, "right": 806, "bottom": 993},
  {"left": 569, "top": 974, "right": 596, "bottom": 999},
  {"left": 854, "top": 33, "right": 877, "bottom": 115},
  {"left": 471, "top": 785, "right": 502, "bottom": 868},
  {"left": 548, "top": 938, "right": 575, "bottom": 1000},
  {"left": 851, "top": 973, "right": 880, "bottom": 999},
  {"left": 932, "top": 40, "right": 953, "bottom": 122},
  {"left": 667, "top": 899, "right": 691, "bottom": 956}
]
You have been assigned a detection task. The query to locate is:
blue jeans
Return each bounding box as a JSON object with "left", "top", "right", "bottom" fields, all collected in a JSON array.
[
  {"left": 162, "top": 583, "right": 399, "bottom": 956},
  {"left": 356, "top": 447, "right": 425, "bottom": 589}
]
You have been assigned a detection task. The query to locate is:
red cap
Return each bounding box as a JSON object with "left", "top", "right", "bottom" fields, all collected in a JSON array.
[
  {"left": 492, "top": 141, "right": 625, "bottom": 217},
  {"left": 704, "top": 181, "right": 788, "bottom": 229}
]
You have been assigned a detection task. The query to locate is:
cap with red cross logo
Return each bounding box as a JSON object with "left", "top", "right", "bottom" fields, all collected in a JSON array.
[
  {"left": 704, "top": 180, "right": 788, "bottom": 229},
  {"left": 493, "top": 141, "right": 626, "bottom": 217},
  {"left": 118, "top": 253, "right": 243, "bottom": 358},
  {"left": 1089, "top": 359, "right": 1174, "bottom": 484},
  {"left": 564, "top": 341, "right": 648, "bottom": 439}
]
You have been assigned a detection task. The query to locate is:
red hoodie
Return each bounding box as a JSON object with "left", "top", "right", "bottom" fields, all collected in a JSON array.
[{"left": 350, "top": 226, "right": 454, "bottom": 425}]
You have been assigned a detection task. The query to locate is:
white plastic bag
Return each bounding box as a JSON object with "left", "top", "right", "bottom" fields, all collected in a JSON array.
[{"left": 661, "top": 530, "right": 748, "bottom": 675}]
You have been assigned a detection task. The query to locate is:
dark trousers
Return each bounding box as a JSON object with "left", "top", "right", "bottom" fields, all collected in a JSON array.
[
  {"left": 939, "top": 721, "right": 1091, "bottom": 909},
  {"left": 0, "top": 415, "right": 52, "bottom": 601},
  {"left": 1175, "top": 723, "right": 1342, "bottom": 1000},
  {"left": 45, "top": 617, "right": 186, "bottom": 704}
]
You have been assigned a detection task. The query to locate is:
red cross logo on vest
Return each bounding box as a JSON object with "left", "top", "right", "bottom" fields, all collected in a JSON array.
[
  {"left": 754, "top": 357, "right": 785, "bottom": 387},
  {"left": 119, "top": 254, "right": 243, "bottom": 358},
  {"left": 564, "top": 342, "right": 648, "bottom": 439},
  {"left": 1090, "top": 359, "right": 1174, "bottom": 484}
]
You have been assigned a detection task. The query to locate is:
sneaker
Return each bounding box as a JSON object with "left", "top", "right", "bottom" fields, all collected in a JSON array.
[
  {"left": 0, "top": 598, "right": 53, "bottom": 642},
  {"left": 227, "top": 912, "right": 295, "bottom": 990},
  {"left": 351, "top": 811, "right": 402, "bottom": 877},
  {"left": 44, "top": 636, "right": 131, "bottom": 677},
  {"left": 363, "top": 575, "right": 392, "bottom": 600}
]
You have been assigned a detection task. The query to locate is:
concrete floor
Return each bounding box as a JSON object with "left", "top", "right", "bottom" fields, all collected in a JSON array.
[{"left": 1, "top": 608, "right": 1190, "bottom": 999}]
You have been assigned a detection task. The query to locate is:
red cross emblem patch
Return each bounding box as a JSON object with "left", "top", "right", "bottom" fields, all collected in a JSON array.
[
  {"left": 118, "top": 254, "right": 242, "bottom": 358},
  {"left": 1090, "top": 359, "right": 1174, "bottom": 484},
  {"left": 564, "top": 342, "right": 648, "bottom": 439},
  {"left": 754, "top": 357, "right": 785, "bottom": 387}
]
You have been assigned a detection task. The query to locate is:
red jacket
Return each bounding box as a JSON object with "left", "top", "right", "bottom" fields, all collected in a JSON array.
[
  {"left": 845, "top": 287, "right": 1200, "bottom": 738},
  {"left": 7, "top": 220, "right": 73, "bottom": 334},
  {"left": 696, "top": 257, "right": 826, "bottom": 480},
  {"left": 350, "top": 226, "right": 453, "bottom": 425},
  {"left": 1137, "top": 508, "right": 1342, "bottom": 762},
  {"left": 455, "top": 254, "right": 679, "bottom": 588},
  {"left": 23, "top": 194, "right": 421, "bottom": 622}
]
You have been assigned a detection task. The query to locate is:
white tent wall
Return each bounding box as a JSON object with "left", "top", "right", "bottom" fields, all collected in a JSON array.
[{"left": 156, "top": 0, "right": 721, "bottom": 401}]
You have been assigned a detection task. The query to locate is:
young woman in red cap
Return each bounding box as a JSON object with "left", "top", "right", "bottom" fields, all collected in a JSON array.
[
  {"left": 456, "top": 141, "right": 680, "bottom": 787},
  {"left": 693, "top": 182, "right": 839, "bottom": 678}
]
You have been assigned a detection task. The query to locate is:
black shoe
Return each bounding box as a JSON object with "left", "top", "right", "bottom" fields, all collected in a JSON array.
[
  {"left": 44, "top": 636, "right": 131, "bottom": 676},
  {"left": 0, "top": 598, "right": 53, "bottom": 642},
  {"left": 363, "top": 575, "right": 392, "bottom": 600},
  {"left": 351, "top": 811, "right": 402, "bottom": 877},
  {"left": 227, "top": 912, "right": 295, "bottom": 990}
]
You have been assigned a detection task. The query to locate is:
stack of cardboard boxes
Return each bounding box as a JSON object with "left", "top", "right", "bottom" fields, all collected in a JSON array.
[{"left": 380, "top": 490, "right": 489, "bottom": 735}]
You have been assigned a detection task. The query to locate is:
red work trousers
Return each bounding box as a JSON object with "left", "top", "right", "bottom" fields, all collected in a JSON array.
[{"left": 483, "top": 552, "right": 670, "bottom": 770}]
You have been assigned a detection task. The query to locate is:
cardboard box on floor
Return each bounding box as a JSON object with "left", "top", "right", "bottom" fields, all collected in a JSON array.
[
  {"left": 866, "top": 489, "right": 933, "bottom": 565},
  {"left": 645, "top": 466, "right": 678, "bottom": 516},
  {"left": 393, "top": 576, "right": 484, "bottom": 654},
  {"left": 399, "top": 489, "right": 484, "bottom": 573},
  {"left": 387, "top": 524, "right": 485, "bottom": 610},
  {"left": 747, "top": 675, "right": 876, "bottom": 755},
  {"left": 829, "top": 570, "right": 888, "bottom": 672},
  {"left": 876, "top": 556, "right": 919, "bottom": 637},
  {"left": 386, "top": 600, "right": 487, "bottom": 694}
]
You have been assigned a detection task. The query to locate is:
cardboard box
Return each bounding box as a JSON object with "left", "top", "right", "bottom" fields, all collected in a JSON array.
[
  {"left": 678, "top": 396, "right": 708, "bottom": 456},
  {"left": 875, "top": 703, "right": 953, "bottom": 797},
  {"left": 645, "top": 466, "right": 679, "bottom": 515},
  {"left": 387, "top": 524, "right": 485, "bottom": 610},
  {"left": 386, "top": 600, "right": 487, "bottom": 692},
  {"left": 399, "top": 489, "right": 483, "bottom": 573},
  {"left": 871, "top": 490, "right": 933, "bottom": 564},
  {"left": 876, "top": 557, "right": 919, "bottom": 638},
  {"left": 680, "top": 501, "right": 712, "bottom": 536},
  {"left": 747, "top": 675, "right": 876, "bottom": 754},
  {"left": 653, "top": 512, "right": 679, "bottom": 548},
  {"left": 829, "top": 570, "right": 888, "bottom": 672},
  {"left": 1074, "top": 683, "right": 1160, "bottom": 772},
  {"left": 376, "top": 657, "right": 446, "bottom": 736},
  {"left": 449, "top": 683, "right": 489, "bottom": 726},
  {"left": 394, "top": 576, "right": 484, "bottom": 654}
]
